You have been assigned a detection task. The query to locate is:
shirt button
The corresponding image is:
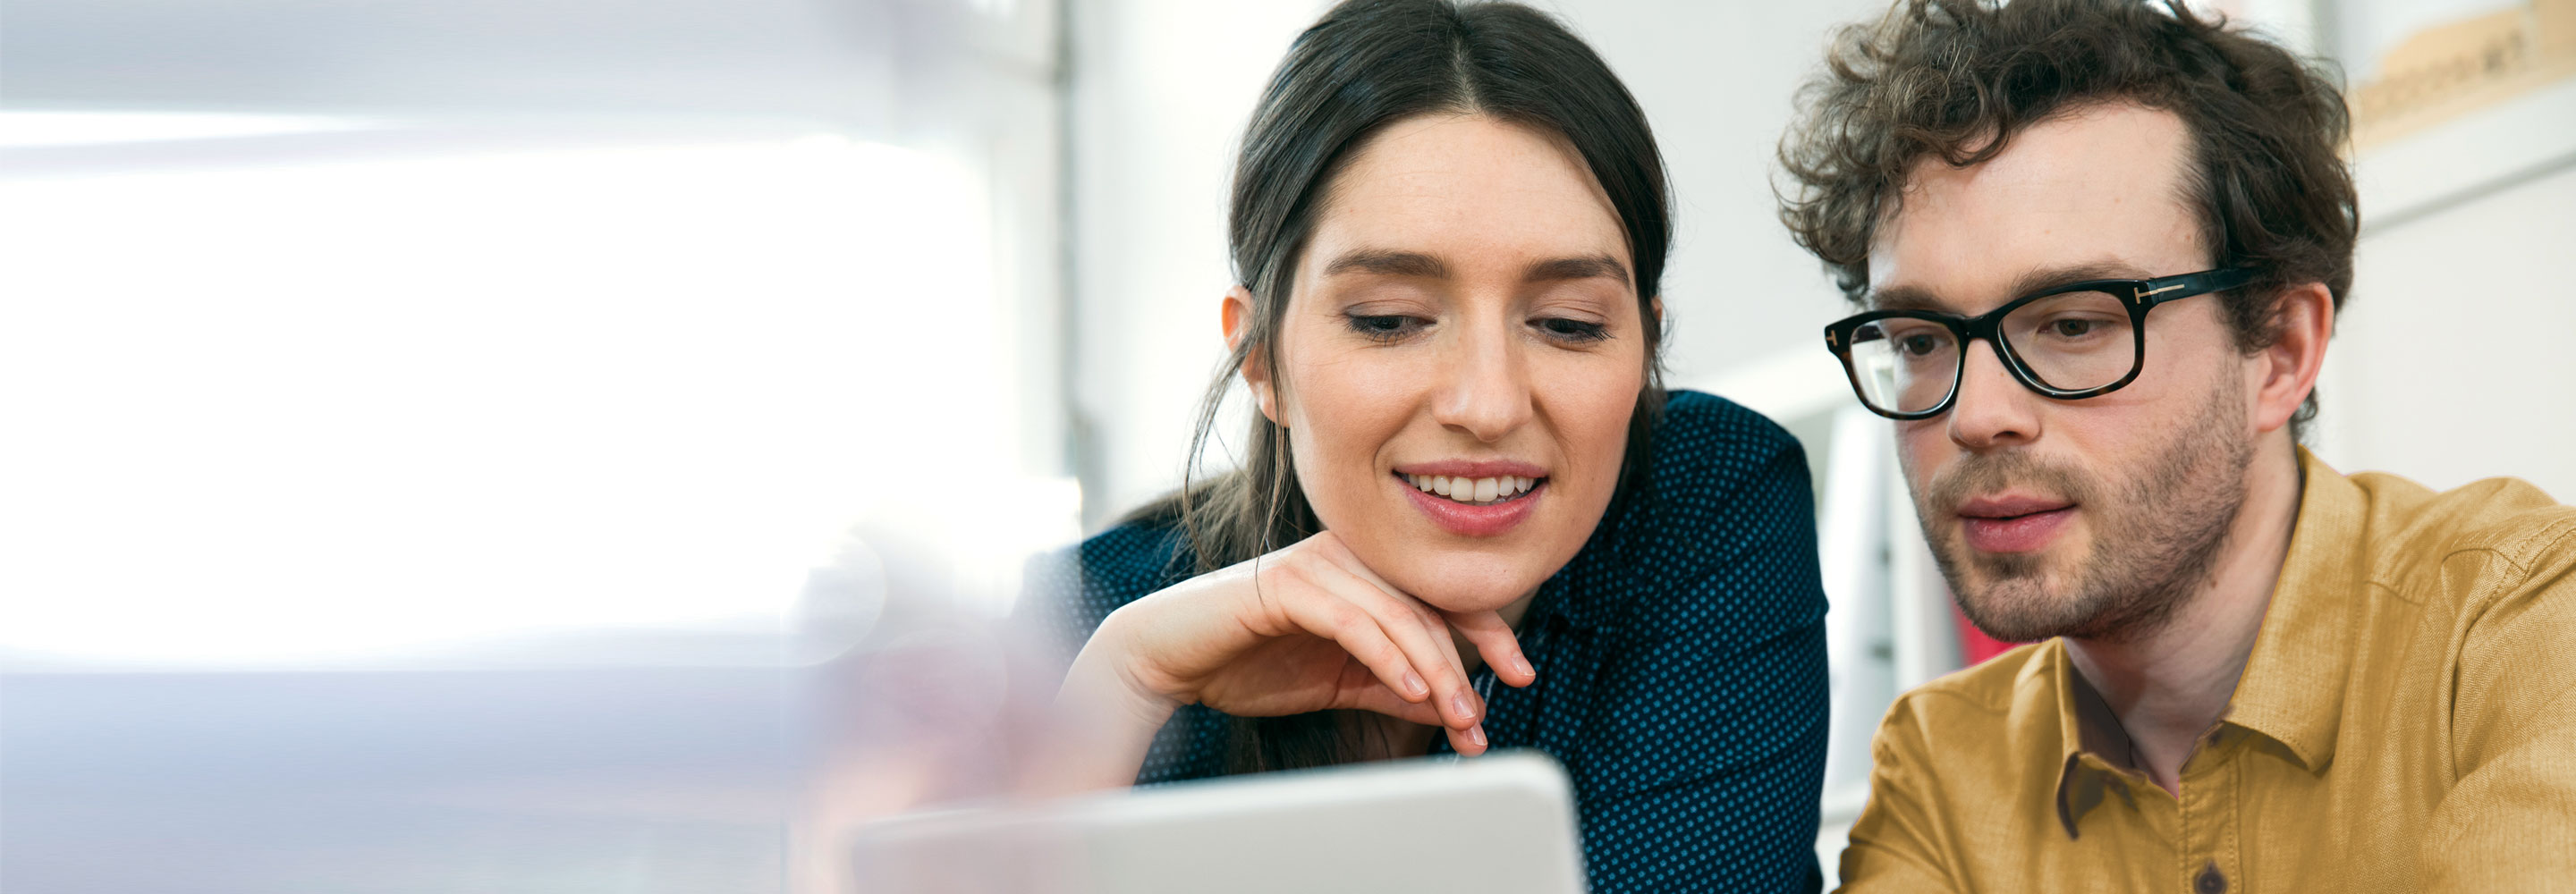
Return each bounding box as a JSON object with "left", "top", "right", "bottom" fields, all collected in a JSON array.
[{"left": 2195, "top": 863, "right": 2227, "bottom": 894}]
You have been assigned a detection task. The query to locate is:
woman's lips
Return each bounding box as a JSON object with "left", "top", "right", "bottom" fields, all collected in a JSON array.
[
  {"left": 1960, "top": 506, "right": 2076, "bottom": 553},
  {"left": 1399, "top": 472, "right": 1544, "bottom": 537}
]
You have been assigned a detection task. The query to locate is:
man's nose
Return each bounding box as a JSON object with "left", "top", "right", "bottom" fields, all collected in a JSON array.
[{"left": 1946, "top": 340, "right": 2040, "bottom": 451}]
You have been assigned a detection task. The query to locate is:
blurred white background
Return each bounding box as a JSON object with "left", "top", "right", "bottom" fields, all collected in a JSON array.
[{"left": 3, "top": 0, "right": 2571, "bottom": 890}]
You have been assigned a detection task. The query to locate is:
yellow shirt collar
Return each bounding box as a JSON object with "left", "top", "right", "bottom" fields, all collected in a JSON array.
[{"left": 2223, "top": 446, "right": 2365, "bottom": 772}]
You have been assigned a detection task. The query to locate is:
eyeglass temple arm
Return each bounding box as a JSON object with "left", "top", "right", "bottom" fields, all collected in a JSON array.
[{"left": 2132, "top": 268, "right": 2254, "bottom": 308}]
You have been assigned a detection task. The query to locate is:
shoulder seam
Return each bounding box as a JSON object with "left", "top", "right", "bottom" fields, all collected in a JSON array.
[
  {"left": 1894, "top": 677, "right": 2017, "bottom": 718},
  {"left": 2397, "top": 512, "right": 2576, "bottom": 586}
]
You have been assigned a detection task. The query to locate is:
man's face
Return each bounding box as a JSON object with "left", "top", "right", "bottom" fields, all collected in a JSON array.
[{"left": 1867, "top": 103, "right": 2258, "bottom": 644}]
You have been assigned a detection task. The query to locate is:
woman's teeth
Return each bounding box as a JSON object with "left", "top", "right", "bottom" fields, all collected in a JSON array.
[{"left": 1405, "top": 474, "right": 1539, "bottom": 505}]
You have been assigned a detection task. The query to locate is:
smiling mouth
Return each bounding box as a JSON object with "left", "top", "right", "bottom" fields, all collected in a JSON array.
[{"left": 1398, "top": 472, "right": 1544, "bottom": 506}]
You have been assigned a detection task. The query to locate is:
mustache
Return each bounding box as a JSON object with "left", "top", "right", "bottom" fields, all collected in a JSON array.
[{"left": 1925, "top": 451, "right": 2098, "bottom": 513}]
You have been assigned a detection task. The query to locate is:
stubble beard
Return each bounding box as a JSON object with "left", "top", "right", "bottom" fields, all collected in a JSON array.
[{"left": 1911, "top": 381, "right": 2255, "bottom": 645}]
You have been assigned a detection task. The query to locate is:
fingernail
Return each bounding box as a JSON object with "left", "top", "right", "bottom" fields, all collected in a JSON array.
[
  {"left": 1451, "top": 692, "right": 1475, "bottom": 721},
  {"left": 1513, "top": 655, "right": 1535, "bottom": 679},
  {"left": 1470, "top": 724, "right": 1487, "bottom": 748},
  {"left": 1402, "top": 671, "right": 1428, "bottom": 697}
]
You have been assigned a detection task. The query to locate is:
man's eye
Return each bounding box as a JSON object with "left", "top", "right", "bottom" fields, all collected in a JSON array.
[
  {"left": 1900, "top": 334, "right": 1943, "bottom": 356},
  {"left": 2050, "top": 319, "right": 2096, "bottom": 337}
]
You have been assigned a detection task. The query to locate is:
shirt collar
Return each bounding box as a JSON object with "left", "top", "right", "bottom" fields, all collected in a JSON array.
[
  {"left": 2048, "top": 448, "right": 2365, "bottom": 836},
  {"left": 2050, "top": 640, "right": 2138, "bottom": 839},
  {"left": 2221, "top": 446, "right": 2365, "bottom": 773},
  {"left": 1541, "top": 485, "right": 1655, "bottom": 632},
  {"left": 1535, "top": 558, "right": 1599, "bottom": 630}
]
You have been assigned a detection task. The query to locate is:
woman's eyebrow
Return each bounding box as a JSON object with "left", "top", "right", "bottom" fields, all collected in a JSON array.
[
  {"left": 1323, "top": 249, "right": 1449, "bottom": 279},
  {"left": 1523, "top": 254, "right": 1629, "bottom": 286}
]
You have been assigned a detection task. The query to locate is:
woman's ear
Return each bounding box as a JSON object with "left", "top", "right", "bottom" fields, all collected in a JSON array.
[{"left": 1222, "top": 286, "right": 1281, "bottom": 425}]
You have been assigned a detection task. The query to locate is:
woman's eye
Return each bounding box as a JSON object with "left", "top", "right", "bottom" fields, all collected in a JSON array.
[
  {"left": 1899, "top": 334, "right": 1942, "bottom": 356},
  {"left": 1537, "top": 317, "right": 1609, "bottom": 342},
  {"left": 1345, "top": 314, "right": 1424, "bottom": 341}
]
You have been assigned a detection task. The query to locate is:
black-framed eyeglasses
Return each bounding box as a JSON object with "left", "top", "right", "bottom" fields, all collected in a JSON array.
[{"left": 1822, "top": 267, "right": 2255, "bottom": 420}]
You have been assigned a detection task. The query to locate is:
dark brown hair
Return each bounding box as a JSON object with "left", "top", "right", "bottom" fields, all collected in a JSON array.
[
  {"left": 1117, "top": 0, "right": 1673, "bottom": 772},
  {"left": 1776, "top": 0, "right": 2356, "bottom": 432}
]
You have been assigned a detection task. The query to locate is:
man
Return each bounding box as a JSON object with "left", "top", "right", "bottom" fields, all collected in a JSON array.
[{"left": 1776, "top": 0, "right": 2576, "bottom": 890}]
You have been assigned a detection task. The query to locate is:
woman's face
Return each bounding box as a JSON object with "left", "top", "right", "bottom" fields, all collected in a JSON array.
[{"left": 1242, "top": 114, "right": 1649, "bottom": 614}]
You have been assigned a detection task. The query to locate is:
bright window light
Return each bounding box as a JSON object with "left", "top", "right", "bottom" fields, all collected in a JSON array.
[
  {"left": 0, "top": 118, "right": 1055, "bottom": 670},
  {"left": 0, "top": 110, "right": 385, "bottom": 148}
]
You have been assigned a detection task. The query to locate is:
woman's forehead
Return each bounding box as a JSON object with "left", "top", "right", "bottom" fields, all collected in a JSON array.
[{"left": 1309, "top": 114, "right": 1629, "bottom": 273}]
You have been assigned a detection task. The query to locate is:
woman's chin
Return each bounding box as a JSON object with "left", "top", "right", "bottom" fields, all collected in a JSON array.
[{"left": 1381, "top": 558, "right": 1551, "bottom": 615}]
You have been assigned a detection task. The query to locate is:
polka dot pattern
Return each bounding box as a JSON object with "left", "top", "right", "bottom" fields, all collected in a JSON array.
[{"left": 1026, "top": 390, "right": 1831, "bottom": 892}]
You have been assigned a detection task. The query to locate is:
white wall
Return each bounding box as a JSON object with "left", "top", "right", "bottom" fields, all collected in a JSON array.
[
  {"left": 2318, "top": 122, "right": 2576, "bottom": 498},
  {"left": 1064, "top": 0, "right": 1333, "bottom": 524},
  {"left": 2308, "top": 62, "right": 2576, "bottom": 501}
]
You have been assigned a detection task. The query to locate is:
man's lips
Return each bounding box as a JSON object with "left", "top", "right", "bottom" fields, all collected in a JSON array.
[
  {"left": 1956, "top": 495, "right": 2076, "bottom": 553},
  {"left": 1956, "top": 494, "right": 2072, "bottom": 519}
]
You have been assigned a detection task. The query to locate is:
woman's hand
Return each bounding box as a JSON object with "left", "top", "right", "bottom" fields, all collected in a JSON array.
[{"left": 1046, "top": 530, "right": 1538, "bottom": 790}]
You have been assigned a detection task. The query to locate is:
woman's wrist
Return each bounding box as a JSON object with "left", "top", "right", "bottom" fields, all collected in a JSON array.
[
  {"left": 1065, "top": 608, "right": 1183, "bottom": 726},
  {"left": 1037, "top": 609, "right": 1183, "bottom": 794}
]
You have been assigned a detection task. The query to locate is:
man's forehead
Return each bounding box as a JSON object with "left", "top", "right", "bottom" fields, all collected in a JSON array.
[{"left": 1866, "top": 104, "right": 2205, "bottom": 312}]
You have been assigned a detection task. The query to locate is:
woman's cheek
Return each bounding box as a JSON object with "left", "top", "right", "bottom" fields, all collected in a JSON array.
[
  {"left": 1284, "top": 346, "right": 1419, "bottom": 525},
  {"left": 1553, "top": 353, "right": 1645, "bottom": 492}
]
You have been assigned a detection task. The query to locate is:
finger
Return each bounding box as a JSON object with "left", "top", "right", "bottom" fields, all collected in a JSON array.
[
  {"left": 1415, "top": 600, "right": 1485, "bottom": 728},
  {"left": 1270, "top": 578, "right": 1432, "bottom": 705},
  {"left": 1445, "top": 722, "right": 1489, "bottom": 757},
  {"left": 1343, "top": 680, "right": 1446, "bottom": 726},
  {"left": 1307, "top": 561, "right": 1482, "bottom": 729},
  {"left": 1314, "top": 549, "right": 1488, "bottom": 728},
  {"left": 1368, "top": 568, "right": 1479, "bottom": 728},
  {"left": 1445, "top": 610, "right": 1537, "bottom": 687}
]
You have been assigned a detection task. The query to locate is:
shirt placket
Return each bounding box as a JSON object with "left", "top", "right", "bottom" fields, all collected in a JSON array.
[
  {"left": 2175, "top": 728, "right": 2250, "bottom": 893},
  {"left": 2060, "top": 751, "right": 2179, "bottom": 888}
]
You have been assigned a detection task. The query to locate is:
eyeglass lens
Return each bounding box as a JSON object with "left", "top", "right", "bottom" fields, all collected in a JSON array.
[{"left": 1845, "top": 288, "right": 2137, "bottom": 414}]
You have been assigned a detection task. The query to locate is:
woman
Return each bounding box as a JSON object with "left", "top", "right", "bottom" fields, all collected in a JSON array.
[{"left": 1030, "top": 1, "right": 1828, "bottom": 890}]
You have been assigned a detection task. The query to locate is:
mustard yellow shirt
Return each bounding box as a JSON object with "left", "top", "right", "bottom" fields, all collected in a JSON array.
[{"left": 1837, "top": 450, "right": 2576, "bottom": 893}]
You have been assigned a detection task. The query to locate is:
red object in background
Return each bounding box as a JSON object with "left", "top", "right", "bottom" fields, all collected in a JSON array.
[{"left": 1953, "top": 603, "right": 2028, "bottom": 664}]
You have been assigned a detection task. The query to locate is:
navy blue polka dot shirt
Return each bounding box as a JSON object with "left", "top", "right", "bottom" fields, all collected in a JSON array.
[{"left": 1030, "top": 390, "right": 1830, "bottom": 892}]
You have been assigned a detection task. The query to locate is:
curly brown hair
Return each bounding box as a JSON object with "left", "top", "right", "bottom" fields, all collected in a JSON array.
[{"left": 1777, "top": 0, "right": 2357, "bottom": 428}]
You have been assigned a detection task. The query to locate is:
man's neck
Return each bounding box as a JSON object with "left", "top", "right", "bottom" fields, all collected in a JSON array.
[{"left": 2063, "top": 443, "right": 2305, "bottom": 797}]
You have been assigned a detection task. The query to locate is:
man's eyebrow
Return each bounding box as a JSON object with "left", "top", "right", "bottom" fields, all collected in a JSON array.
[
  {"left": 1323, "top": 249, "right": 1449, "bottom": 279},
  {"left": 1867, "top": 261, "right": 2156, "bottom": 311},
  {"left": 1523, "top": 254, "right": 1630, "bottom": 286},
  {"left": 1867, "top": 284, "right": 1945, "bottom": 312},
  {"left": 2000, "top": 261, "right": 2151, "bottom": 299}
]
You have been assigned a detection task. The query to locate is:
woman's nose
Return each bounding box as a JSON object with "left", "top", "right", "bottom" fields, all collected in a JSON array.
[{"left": 1430, "top": 321, "right": 1533, "bottom": 443}]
